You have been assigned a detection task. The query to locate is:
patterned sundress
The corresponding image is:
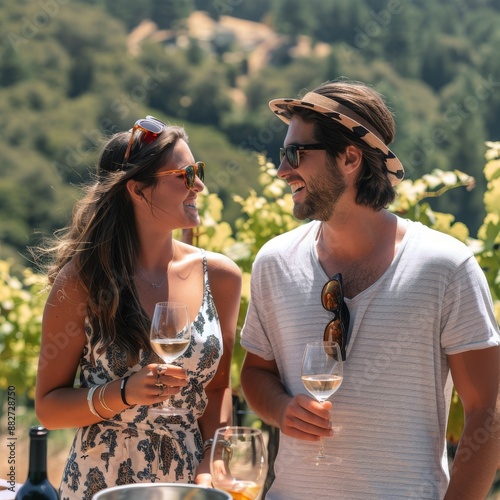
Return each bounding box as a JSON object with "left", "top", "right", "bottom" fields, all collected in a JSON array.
[{"left": 59, "top": 250, "right": 223, "bottom": 500}]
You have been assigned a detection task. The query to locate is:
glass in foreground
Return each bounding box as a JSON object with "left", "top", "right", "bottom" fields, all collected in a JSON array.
[{"left": 210, "top": 426, "right": 268, "bottom": 500}]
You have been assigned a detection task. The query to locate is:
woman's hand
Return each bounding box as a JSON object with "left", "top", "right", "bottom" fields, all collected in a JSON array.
[
  {"left": 124, "top": 363, "right": 188, "bottom": 406},
  {"left": 194, "top": 456, "right": 213, "bottom": 488}
]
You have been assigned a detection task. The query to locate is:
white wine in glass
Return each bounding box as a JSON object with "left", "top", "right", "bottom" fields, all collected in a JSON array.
[
  {"left": 301, "top": 341, "right": 343, "bottom": 465},
  {"left": 149, "top": 301, "right": 191, "bottom": 415},
  {"left": 210, "top": 426, "right": 268, "bottom": 500}
]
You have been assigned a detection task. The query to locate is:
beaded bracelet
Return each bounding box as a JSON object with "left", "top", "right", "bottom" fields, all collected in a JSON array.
[
  {"left": 87, "top": 386, "right": 105, "bottom": 419},
  {"left": 120, "top": 376, "right": 131, "bottom": 406}
]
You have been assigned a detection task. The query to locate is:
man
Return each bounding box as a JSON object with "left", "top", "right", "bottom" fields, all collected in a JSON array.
[{"left": 239, "top": 80, "right": 500, "bottom": 499}]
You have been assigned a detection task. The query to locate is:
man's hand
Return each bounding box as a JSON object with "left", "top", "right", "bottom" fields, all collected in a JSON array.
[{"left": 278, "top": 393, "right": 334, "bottom": 441}]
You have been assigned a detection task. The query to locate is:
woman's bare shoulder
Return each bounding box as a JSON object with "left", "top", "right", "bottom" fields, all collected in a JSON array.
[
  {"left": 204, "top": 250, "right": 241, "bottom": 278},
  {"left": 176, "top": 241, "right": 240, "bottom": 276},
  {"left": 47, "top": 259, "right": 87, "bottom": 307}
]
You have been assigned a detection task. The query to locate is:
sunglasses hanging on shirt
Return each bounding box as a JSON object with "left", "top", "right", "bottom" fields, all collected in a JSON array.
[{"left": 322, "top": 273, "right": 350, "bottom": 361}]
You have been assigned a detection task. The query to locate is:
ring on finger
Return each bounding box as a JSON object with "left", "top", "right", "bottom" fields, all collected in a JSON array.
[{"left": 157, "top": 383, "right": 165, "bottom": 397}]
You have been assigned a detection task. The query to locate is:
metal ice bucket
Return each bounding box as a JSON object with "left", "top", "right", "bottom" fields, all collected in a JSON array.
[{"left": 92, "top": 483, "right": 232, "bottom": 500}]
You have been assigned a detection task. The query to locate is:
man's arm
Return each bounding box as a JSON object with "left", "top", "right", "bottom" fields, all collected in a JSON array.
[
  {"left": 445, "top": 345, "right": 500, "bottom": 499},
  {"left": 240, "top": 352, "right": 333, "bottom": 441}
]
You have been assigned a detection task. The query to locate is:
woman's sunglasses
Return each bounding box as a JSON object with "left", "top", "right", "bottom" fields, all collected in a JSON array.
[
  {"left": 322, "top": 273, "right": 350, "bottom": 361},
  {"left": 156, "top": 162, "right": 205, "bottom": 190},
  {"left": 123, "top": 115, "right": 166, "bottom": 164},
  {"left": 279, "top": 143, "right": 326, "bottom": 169}
]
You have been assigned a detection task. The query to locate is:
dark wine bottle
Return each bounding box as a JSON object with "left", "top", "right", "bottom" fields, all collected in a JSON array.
[{"left": 15, "top": 426, "right": 60, "bottom": 500}]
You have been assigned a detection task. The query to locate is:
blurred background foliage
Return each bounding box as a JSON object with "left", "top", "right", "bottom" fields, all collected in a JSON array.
[{"left": 1, "top": 0, "right": 500, "bottom": 264}]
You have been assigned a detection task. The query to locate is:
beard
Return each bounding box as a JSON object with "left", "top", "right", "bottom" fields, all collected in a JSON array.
[{"left": 293, "top": 166, "right": 347, "bottom": 221}]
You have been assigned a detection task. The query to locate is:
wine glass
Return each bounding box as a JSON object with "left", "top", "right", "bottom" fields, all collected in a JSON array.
[
  {"left": 210, "top": 426, "right": 268, "bottom": 500},
  {"left": 149, "top": 301, "right": 191, "bottom": 415},
  {"left": 301, "top": 340, "right": 343, "bottom": 465}
]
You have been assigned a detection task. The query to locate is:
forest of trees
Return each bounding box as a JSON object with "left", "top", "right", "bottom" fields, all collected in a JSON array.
[{"left": 1, "top": 0, "right": 500, "bottom": 265}]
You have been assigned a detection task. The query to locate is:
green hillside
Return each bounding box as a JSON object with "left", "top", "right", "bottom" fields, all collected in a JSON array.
[{"left": 1, "top": 0, "right": 499, "bottom": 263}]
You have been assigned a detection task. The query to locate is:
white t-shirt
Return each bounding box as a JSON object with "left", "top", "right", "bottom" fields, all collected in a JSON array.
[{"left": 241, "top": 219, "right": 500, "bottom": 500}]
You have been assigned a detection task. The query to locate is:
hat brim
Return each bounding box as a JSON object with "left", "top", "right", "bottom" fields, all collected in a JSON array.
[{"left": 269, "top": 96, "right": 404, "bottom": 186}]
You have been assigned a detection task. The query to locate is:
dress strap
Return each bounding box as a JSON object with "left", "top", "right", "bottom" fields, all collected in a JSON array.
[{"left": 200, "top": 249, "right": 209, "bottom": 304}]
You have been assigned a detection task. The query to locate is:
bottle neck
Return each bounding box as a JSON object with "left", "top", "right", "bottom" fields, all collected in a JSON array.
[{"left": 28, "top": 435, "right": 48, "bottom": 483}]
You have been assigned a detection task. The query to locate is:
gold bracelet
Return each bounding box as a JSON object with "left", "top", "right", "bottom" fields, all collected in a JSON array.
[
  {"left": 87, "top": 386, "right": 106, "bottom": 419},
  {"left": 98, "top": 383, "right": 115, "bottom": 413}
]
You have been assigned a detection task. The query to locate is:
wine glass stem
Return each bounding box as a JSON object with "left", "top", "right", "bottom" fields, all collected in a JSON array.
[{"left": 318, "top": 438, "right": 326, "bottom": 460}]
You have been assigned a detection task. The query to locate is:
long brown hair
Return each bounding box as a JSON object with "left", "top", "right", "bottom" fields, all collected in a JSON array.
[{"left": 42, "top": 125, "right": 188, "bottom": 366}]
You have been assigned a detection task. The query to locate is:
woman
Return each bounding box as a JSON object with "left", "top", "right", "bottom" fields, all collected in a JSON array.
[{"left": 35, "top": 116, "right": 242, "bottom": 499}]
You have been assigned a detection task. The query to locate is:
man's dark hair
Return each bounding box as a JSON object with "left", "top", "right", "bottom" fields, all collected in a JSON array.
[{"left": 287, "top": 81, "right": 398, "bottom": 210}]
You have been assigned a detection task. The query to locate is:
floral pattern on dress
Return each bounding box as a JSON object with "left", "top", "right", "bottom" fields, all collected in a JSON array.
[{"left": 59, "top": 250, "right": 223, "bottom": 500}]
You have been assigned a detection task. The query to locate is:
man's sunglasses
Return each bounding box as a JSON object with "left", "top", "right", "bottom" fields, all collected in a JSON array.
[
  {"left": 322, "top": 273, "right": 350, "bottom": 361},
  {"left": 279, "top": 143, "right": 326, "bottom": 169},
  {"left": 123, "top": 115, "right": 166, "bottom": 164},
  {"left": 156, "top": 162, "right": 205, "bottom": 190}
]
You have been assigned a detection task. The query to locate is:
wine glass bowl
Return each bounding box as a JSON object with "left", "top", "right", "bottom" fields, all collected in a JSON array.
[
  {"left": 149, "top": 301, "right": 191, "bottom": 415},
  {"left": 301, "top": 341, "right": 343, "bottom": 464},
  {"left": 210, "top": 426, "right": 268, "bottom": 500}
]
